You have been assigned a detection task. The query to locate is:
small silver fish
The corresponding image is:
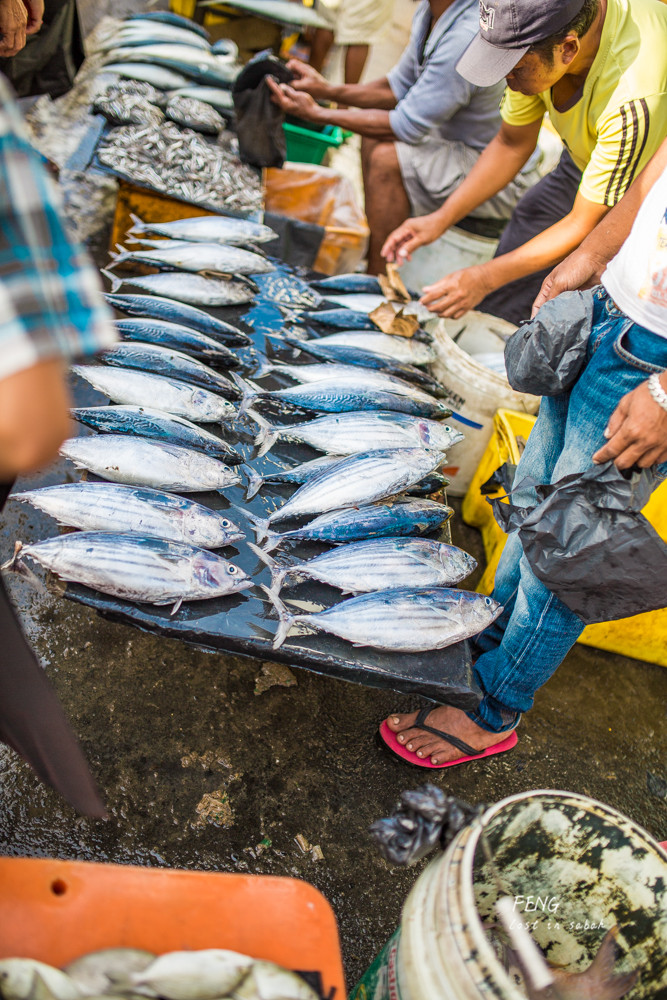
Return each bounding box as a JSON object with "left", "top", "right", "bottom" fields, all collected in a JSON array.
[
  {"left": 121, "top": 950, "right": 253, "bottom": 1000},
  {"left": 165, "top": 97, "right": 224, "bottom": 135},
  {"left": 64, "top": 949, "right": 155, "bottom": 997}
]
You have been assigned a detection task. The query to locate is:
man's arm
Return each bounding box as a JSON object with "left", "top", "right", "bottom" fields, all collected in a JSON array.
[
  {"left": 0, "top": 359, "right": 71, "bottom": 479},
  {"left": 382, "top": 120, "right": 542, "bottom": 262},
  {"left": 0, "top": 0, "right": 28, "bottom": 57},
  {"left": 284, "top": 59, "right": 397, "bottom": 109},
  {"left": 533, "top": 135, "right": 667, "bottom": 312},
  {"left": 593, "top": 375, "right": 667, "bottom": 470},
  {"left": 420, "top": 191, "right": 609, "bottom": 318},
  {"left": 267, "top": 78, "right": 397, "bottom": 140}
]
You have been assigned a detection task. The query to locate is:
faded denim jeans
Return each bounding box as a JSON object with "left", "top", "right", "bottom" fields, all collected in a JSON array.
[{"left": 468, "top": 286, "right": 667, "bottom": 733}]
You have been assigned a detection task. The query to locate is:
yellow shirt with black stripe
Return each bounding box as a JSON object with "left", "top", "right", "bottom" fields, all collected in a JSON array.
[{"left": 500, "top": 0, "right": 667, "bottom": 207}]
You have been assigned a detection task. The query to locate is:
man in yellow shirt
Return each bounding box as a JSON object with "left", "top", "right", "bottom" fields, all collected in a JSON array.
[{"left": 383, "top": 0, "right": 667, "bottom": 324}]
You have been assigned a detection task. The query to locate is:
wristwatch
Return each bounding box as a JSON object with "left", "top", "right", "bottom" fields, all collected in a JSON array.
[{"left": 647, "top": 371, "right": 667, "bottom": 412}]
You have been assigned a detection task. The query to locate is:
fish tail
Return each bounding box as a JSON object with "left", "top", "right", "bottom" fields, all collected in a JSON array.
[
  {"left": 234, "top": 504, "right": 272, "bottom": 546},
  {"left": 100, "top": 267, "right": 122, "bottom": 292},
  {"left": 252, "top": 353, "right": 274, "bottom": 380},
  {"left": 244, "top": 466, "right": 264, "bottom": 501},
  {"left": 247, "top": 541, "right": 290, "bottom": 595},
  {"left": 128, "top": 212, "right": 146, "bottom": 234},
  {"left": 259, "top": 584, "right": 295, "bottom": 650},
  {"left": 1, "top": 541, "right": 46, "bottom": 594},
  {"left": 249, "top": 408, "right": 278, "bottom": 458},
  {"left": 230, "top": 372, "right": 259, "bottom": 420}
]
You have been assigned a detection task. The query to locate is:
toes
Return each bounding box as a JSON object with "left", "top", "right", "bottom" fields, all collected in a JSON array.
[
  {"left": 386, "top": 712, "right": 418, "bottom": 732},
  {"left": 395, "top": 726, "right": 427, "bottom": 747}
]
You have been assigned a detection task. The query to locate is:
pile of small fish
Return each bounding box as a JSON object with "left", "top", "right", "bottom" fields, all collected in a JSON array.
[
  {"left": 7, "top": 208, "right": 500, "bottom": 654},
  {"left": 0, "top": 948, "right": 320, "bottom": 1000}
]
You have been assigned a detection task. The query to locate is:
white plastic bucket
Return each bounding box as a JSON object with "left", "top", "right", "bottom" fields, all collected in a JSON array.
[
  {"left": 399, "top": 225, "right": 498, "bottom": 294},
  {"left": 428, "top": 313, "right": 539, "bottom": 496},
  {"left": 351, "top": 790, "right": 667, "bottom": 1000}
]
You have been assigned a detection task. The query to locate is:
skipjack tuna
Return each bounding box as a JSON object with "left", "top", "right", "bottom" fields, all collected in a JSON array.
[
  {"left": 4, "top": 533, "right": 251, "bottom": 614},
  {"left": 104, "top": 292, "right": 251, "bottom": 346},
  {"left": 101, "top": 269, "right": 256, "bottom": 307},
  {"left": 109, "top": 241, "right": 273, "bottom": 275},
  {"left": 14, "top": 483, "right": 244, "bottom": 549},
  {"left": 299, "top": 331, "right": 436, "bottom": 365},
  {"left": 101, "top": 342, "right": 239, "bottom": 398},
  {"left": 112, "top": 316, "right": 243, "bottom": 365},
  {"left": 128, "top": 212, "right": 277, "bottom": 246}
]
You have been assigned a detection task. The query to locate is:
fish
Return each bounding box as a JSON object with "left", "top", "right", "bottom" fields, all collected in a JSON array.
[
  {"left": 71, "top": 365, "right": 236, "bottom": 424},
  {"left": 210, "top": 39, "right": 238, "bottom": 58},
  {"left": 264, "top": 586, "right": 502, "bottom": 652},
  {"left": 91, "top": 93, "right": 164, "bottom": 127},
  {"left": 245, "top": 455, "right": 344, "bottom": 500},
  {"left": 102, "top": 268, "right": 256, "bottom": 308},
  {"left": 277, "top": 333, "right": 445, "bottom": 396},
  {"left": 256, "top": 448, "right": 447, "bottom": 524},
  {"left": 64, "top": 950, "right": 155, "bottom": 998},
  {"left": 0, "top": 960, "right": 82, "bottom": 1000},
  {"left": 104, "top": 44, "right": 240, "bottom": 88},
  {"left": 298, "top": 308, "right": 377, "bottom": 330},
  {"left": 104, "top": 63, "right": 191, "bottom": 89},
  {"left": 71, "top": 406, "right": 243, "bottom": 465},
  {"left": 104, "top": 293, "right": 251, "bottom": 346},
  {"left": 244, "top": 497, "right": 453, "bottom": 551},
  {"left": 250, "top": 409, "right": 463, "bottom": 457},
  {"left": 14, "top": 483, "right": 244, "bottom": 549},
  {"left": 112, "top": 315, "right": 246, "bottom": 362},
  {"left": 231, "top": 961, "right": 318, "bottom": 1000},
  {"left": 165, "top": 96, "right": 225, "bottom": 134},
  {"left": 101, "top": 342, "right": 240, "bottom": 398},
  {"left": 252, "top": 537, "right": 477, "bottom": 595},
  {"left": 118, "top": 949, "right": 253, "bottom": 1000},
  {"left": 310, "top": 273, "right": 383, "bottom": 294},
  {"left": 303, "top": 331, "right": 436, "bottom": 366},
  {"left": 101, "top": 80, "right": 167, "bottom": 106},
  {"left": 234, "top": 374, "right": 450, "bottom": 420},
  {"left": 171, "top": 85, "right": 234, "bottom": 113},
  {"left": 198, "top": 0, "right": 329, "bottom": 30},
  {"left": 250, "top": 272, "right": 322, "bottom": 308},
  {"left": 59, "top": 436, "right": 241, "bottom": 493},
  {"left": 97, "top": 25, "right": 212, "bottom": 53},
  {"left": 109, "top": 242, "right": 274, "bottom": 276},
  {"left": 128, "top": 212, "right": 277, "bottom": 246},
  {"left": 324, "top": 292, "right": 436, "bottom": 325},
  {"left": 124, "top": 11, "right": 210, "bottom": 38},
  {"left": 5, "top": 534, "right": 251, "bottom": 613}
]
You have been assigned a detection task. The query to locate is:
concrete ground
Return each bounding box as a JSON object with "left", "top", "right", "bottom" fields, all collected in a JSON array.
[{"left": 1, "top": 0, "right": 666, "bottom": 991}]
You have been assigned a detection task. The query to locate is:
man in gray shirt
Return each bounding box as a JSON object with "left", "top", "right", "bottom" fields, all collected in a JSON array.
[{"left": 269, "top": 0, "right": 540, "bottom": 272}]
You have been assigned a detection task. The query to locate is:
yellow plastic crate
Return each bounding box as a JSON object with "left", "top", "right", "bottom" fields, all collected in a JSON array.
[
  {"left": 462, "top": 408, "right": 667, "bottom": 667},
  {"left": 170, "top": 0, "right": 197, "bottom": 16}
]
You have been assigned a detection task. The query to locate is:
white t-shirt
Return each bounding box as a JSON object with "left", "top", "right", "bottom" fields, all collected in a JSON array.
[{"left": 603, "top": 166, "right": 667, "bottom": 340}]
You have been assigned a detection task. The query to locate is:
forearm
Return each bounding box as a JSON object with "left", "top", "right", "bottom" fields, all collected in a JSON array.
[
  {"left": 308, "top": 103, "right": 395, "bottom": 139},
  {"left": 0, "top": 359, "right": 72, "bottom": 479},
  {"left": 323, "top": 77, "right": 396, "bottom": 110}
]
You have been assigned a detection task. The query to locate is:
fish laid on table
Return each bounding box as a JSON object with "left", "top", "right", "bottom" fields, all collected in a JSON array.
[
  {"left": 71, "top": 406, "right": 243, "bottom": 465},
  {"left": 101, "top": 342, "right": 240, "bottom": 398},
  {"left": 103, "top": 62, "right": 190, "bottom": 89},
  {"left": 245, "top": 497, "right": 453, "bottom": 551},
  {"left": 0, "top": 959, "right": 82, "bottom": 1000},
  {"left": 104, "top": 293, "right": 251, "bottom": 346},
  {"left": 109, "top": 241, "right": 273, "bottom": 276},
  {"left": 245, "top": 455, "right": 344, "bottom": 500},
  {"left": 251, "top": 409, "right": 463, "bottom": 457},
  {"left": 264, "top": 586, "right": 502, "bottom": 652},
  {"left": 4, "top": 534, "right": 251, "bottom": 612},
  {"left": 102, "top": 268, "right": 256, "bottom": 308},
  {"left": 235, "top": 374, "right": 450, "bottom": 420},
  {"left": 102, "top": 79, "right": 167, "bottom": 106},
  {"left": 71, "top": 365, "right": 235, "bottom": 424},
  {"left": 97, "top": 24, "right": 212, "bottom": 52},
  {"left": 14, "top": 483, "right": 244, "bottom": 549},
  {"left": 310, "top": 273, "right": 383, "bottom": 294},
  {"left": 171, "top": 85, "right": 234, "bottom": 113},
  {"left": 211, "top": 39, "right": 238, "bottom": 58},
  {"left": 91, "top": 92, "right": 164, "bottom": 127},
  {"left": 250, "top": 272, "right": 322, "bottom": 308},
  {"left": 254, "top": 448, "right": 447, "bottom": 524},
  {"left": 297, "top": 308, "right": 377, "bottom": 331},
  {"left": 303, "top": 330, "right": 436, "bottom": 366},
  {"left": 128, "top": 212, "right": 276, "bottom": 246},
  {"left": 124, "top": 11, "right": 210, "bottom": 37},
  {"left": 60, "top": 435, "right": 241, "bottom": 492},
  {"left": 277, "top": 333, "right": 444, "bottom": 396},
  {"left": 165, "top": 96, "right": 225, "bottom": 134},
  {"left": 104, "top": 44, "right": 240, "bottom": 88},
  {"left": 112, "top": 316, "right": 245, "bottom": 364},
  {"left": 252, "top": 537, "right": 476, "bottom": 596}
]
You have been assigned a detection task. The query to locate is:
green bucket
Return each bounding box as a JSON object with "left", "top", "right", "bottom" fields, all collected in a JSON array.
[{"left": 283, "top": 121, "right": 345, "bottom": 164}]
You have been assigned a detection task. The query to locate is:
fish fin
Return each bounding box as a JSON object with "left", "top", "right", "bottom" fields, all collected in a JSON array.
[
  {"left": 233, "top": 503, "right": 271, "bottom": 546},
  {"left": 100, "top": 267, "right": 122, "bottom": 292},
  {"left": 244, "top": 466, "right": 264, "bottom": 501},
  {"left": 259, "top": 583, "right": 295, "bottom": 650},
  {"left": 128, "top": 211, "right": 146, "bottom": 234},
  {"left": 170, "top": 596, "right": 183, "bottom": 615},
  {"left": 249, "top": 408, "right": 278, "bottom": 458},
  {"left": 230, "top": 372, "right": 260, "bottom": 419},
  {"left": 1, "top": 539, "right": 22, "bottom": 572},
  {"left": 560, "top": 927, "right": 640, "bottom": 1000},
  {"left": 1, "top": 541, "right": 47, "bottom": 595},
  {"left": 252, "top": 353, "right": 274, "bottom": 380}
]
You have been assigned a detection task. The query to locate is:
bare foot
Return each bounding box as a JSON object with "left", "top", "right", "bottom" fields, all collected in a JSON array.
[{"left": 385, "top": 705, "right": 512, "bottom": 765}]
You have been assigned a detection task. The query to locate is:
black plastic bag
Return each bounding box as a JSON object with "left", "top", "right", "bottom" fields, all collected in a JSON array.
[
  {"left": 504, "top": 289, "right": 594, "bottom": 396},
  {"left": 490, "top": 461, "right": 667, "bottom": 624},
  {"left": 370, "top": 784, "right": 483, "bottom": 865},
  {"left": 232, "top": 52, "right": 293, "bottom": 168}
]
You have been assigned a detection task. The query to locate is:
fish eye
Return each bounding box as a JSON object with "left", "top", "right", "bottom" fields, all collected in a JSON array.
[
  {"left": 221, "top": 519, "right": 231, "bottom": 528},
  {"left": 485, "top": 597, "right": 492, "bottom": 605},
  {"left": 227, "top": 565, "right": 237, "bottom": 574}
]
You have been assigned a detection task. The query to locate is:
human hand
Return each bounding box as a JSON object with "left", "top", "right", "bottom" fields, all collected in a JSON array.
[
  {"left": 266, "top": 77, "right": 320, "bottom": 121},
  {"left": 0, "top": 0, "right": 28, "bottom": 56},
  {"left": 382, "top": 213, "right": 445, "bottom": 264},
  {"left": 593, "top": 375, "right": 667, "bottom": 470},
  {"left": 419, "top": 264, "right": 493, "bottom": 319},
  {"left": 285, "top": 57, "right": 329, "bottom": 99},
  {"left": 22, "top": 0, "right": 43, "bottom": 34},
  {"left": 532, "top": 248, "right": 607, "bottom": 316}
]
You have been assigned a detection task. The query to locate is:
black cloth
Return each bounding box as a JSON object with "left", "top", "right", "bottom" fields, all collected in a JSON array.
[
  {"left": 0, "top": 481, "right": 106, "bottom": 816},
  {"left": 479, "top": 148, "right": 582, "bottom": 325},
  {"left": 232, "top": 53, "right": 293, "bottom": 169},
  {"left": 0, "top": 0, "right": 84, "bottom": 99}
]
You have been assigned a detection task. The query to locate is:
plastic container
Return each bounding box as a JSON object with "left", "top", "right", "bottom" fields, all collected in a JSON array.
[
  {"left": 351, "top": 789, "right": 667, "bottom": 1000},
  {"left": 428, "top": 318, "right": 540, "bottom": 496},
  {"left": 462, "top": 408, "right": 667, "bottom": 666},
  {"left": 0, "top": 857, "right": 346, "bottom": 999},
  {"left": 283, "top": 122, "right": 345, "bottom": 165},
  {"left": 398, "top": 224, "right": 498, "bottom": 294}
]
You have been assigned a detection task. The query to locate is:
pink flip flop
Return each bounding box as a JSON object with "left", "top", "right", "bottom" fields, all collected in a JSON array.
[{"left": 378, "top": 707, "right": 518, "bottom": 769}]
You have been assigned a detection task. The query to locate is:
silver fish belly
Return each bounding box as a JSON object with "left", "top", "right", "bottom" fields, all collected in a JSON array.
[
  {"left": 102, "top": 269, "right": 256, "bottom": 306},
  {"left": 128, "top": 212, "right": 276, "bottom": 245}
]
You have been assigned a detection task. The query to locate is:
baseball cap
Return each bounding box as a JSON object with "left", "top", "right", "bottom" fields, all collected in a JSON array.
[{"left": 456, "top": 0, "right": 587, "bottom": 87}]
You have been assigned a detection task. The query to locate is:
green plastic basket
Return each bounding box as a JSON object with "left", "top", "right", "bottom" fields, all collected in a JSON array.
[{"left": 283, "top": 121, "right": 345, "bottom": 164}]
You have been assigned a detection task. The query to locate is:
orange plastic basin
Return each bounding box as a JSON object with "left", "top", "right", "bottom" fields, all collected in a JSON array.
[{"left": 0, "top": 858, "right": 346, "bottom": 998}]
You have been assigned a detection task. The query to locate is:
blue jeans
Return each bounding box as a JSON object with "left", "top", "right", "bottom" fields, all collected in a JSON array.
[{"left": 467, "top": 287, "right": 667, "bottom": 733}]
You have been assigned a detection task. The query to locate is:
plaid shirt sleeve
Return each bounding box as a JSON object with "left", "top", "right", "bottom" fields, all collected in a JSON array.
[{"left": 0, "top": 76, "right": 117, "bottom": 382}]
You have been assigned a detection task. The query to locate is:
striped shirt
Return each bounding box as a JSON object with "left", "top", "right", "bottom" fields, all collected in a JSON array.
[
  {"left": 0, "top": 75, "right": 116, "bottom": 382},
  {"left": 500, "top": 0, "right": 667, "bottom": 207}
]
